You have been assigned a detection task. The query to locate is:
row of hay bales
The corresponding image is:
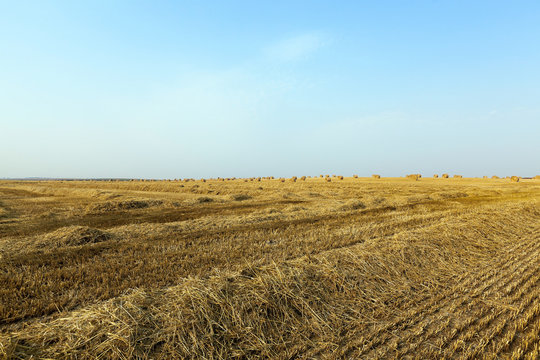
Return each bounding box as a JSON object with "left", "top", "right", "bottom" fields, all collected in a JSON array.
[{"left": 119, "top": 174, "right": 538, "bottom": 183}]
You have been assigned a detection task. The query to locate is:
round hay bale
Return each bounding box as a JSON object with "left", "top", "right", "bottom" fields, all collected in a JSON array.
[
  {"left": 372, "top": 174, "right": 381, "bottom": 179},
  {"left": 433, "top": 174, "right": 439, "bottom": 178},
  {"left": 454, "top": 175, "right": 463, "bottom": 179},
  {"left": 442, "top": 174, "right": 449, "bottom": 178},
  {"left": 406, "top": 174, "right": 420, "bottom": 181},
  {"left": 326, "top": 178, "right": 332, "bottom": 182},
  {"left": 353, "top": 174, "right": 359, "bottom": 178},
  {"left": 511, "top": 176, "right": 520, "bottom": 182}
]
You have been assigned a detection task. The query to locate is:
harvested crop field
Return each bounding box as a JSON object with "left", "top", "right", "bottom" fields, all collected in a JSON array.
[{"left": 0, "top": 177, "right": 539, "bottom": 359}]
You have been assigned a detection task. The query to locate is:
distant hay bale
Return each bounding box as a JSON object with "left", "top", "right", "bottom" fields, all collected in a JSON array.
[
  {"left": 353, "top": 175, "right": 358, "bottom": 178},
  {"left": 454, "top": 175, "right": 463, "bottom": 179},
  {"left": 39, "top": 226, "right": 112, "bottom": 248},
  {"left": 326, "top": 178, "right": 332, "bottom": 182},
  {"left": 442, "top": 174, "right": 449, "bottom": 178},
  {"left": 535, "top": 175, "right": 540, "bottom": 180},
  {"left": 511, "top": 176, "right": 520, "bottom": 182},
  {"left": 372, "top": 174, "right": 381, "bottom": 179},
  {"left": 406, "top": 174, "right": 420, "bottom": 181},
  {"left": 300, "top": 176, "right": 306, "bottom": 181},
  {"left": 483, "top": 176, "right": 488, "bottom": 179},
  {"left": 320, "top": 175, "right": 323, "bottom": 178},
  {"left": 433, "top": 174, "right": 439, "bottom": 178},
  {"left": 280, "top": 178, "right": 285, "bottom": 183},
  {"left": 290, "top": 177, "right": 297, "bottom": 182},
  {"left": 201, "top": 179, "right": 206, "bottom": 182},
  {"left": 492, "top": 175, "right": 500, "bottom": 179},
  {"left": 338, "top": 176, "right": 344, "bottom": 180}
]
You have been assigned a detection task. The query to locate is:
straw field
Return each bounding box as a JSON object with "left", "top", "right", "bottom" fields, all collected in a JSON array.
[{"left": 0, "top": 176, "right": 539, "bottom": 359}]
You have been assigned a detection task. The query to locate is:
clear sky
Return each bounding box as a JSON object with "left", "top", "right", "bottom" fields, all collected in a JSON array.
[{"left": 1, "top": 1, "right": 539, "bottom": 178}]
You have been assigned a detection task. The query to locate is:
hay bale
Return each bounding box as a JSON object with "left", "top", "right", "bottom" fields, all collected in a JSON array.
[
  {"left": 535, "top": 175, "right": 540, "bottom": 180},
  {"left": 406, "top": 174, "right": 420, "bottom": 181},
  {"left": 338, "top": 176, "right": 344, "bottom": 180},
  {"left": 326, "top": 178, "right": 332, "bottom": 182},
  {"left": 492, "top": 175, "right": 500, "bottom": 179},
  {"left": 372, "top": 174, "right": 381, "bottom": 179},
  {"left": 39, "top": 226, "right": 112, "bottom": 248},
  {"left": 433, "top": 174, "right": 439, "bottom": 178},
  {"left": 280, "top": 178, "right": 285, "bottom": 183},
  {"left": 483, "top": 176, "right": 488, "bottom": 179},
  {"left": 300, "top": 176, "right": 306, "bottom": 181},
  {"left": 510, "top": 176, "right": 520, "bottom": 182},
  {"left": 353, "top": 175, "right": 358, "bottom": 178},
  {"left": 442, "top": 174, "right": 449, "bottom": 178},
  {"left": 453, "top": 175, "right": 463, "bottom": 179}
]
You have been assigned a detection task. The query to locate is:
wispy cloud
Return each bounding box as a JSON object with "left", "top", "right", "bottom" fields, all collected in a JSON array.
[{"left": 264, "top": 32, "right": 329, "bottom": 62}]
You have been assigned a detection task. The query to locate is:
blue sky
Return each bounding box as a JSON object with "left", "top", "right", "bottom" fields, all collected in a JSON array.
[{"left": 1, "top": 1, "right": 539, "bottom": 178}]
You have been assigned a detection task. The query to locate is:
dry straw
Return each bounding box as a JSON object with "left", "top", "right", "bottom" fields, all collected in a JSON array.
[{"left": 406, "top": 174, "right": 420, "bottom": 181}]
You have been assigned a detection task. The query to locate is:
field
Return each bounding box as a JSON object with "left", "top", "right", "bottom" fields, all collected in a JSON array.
[{"left": 0, "top": 176, "right": 539, "bottom": 359}]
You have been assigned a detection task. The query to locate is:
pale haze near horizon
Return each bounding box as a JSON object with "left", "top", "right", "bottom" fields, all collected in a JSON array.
[{"left": 1, "top": 1, "right": 539, "bottom": 179}]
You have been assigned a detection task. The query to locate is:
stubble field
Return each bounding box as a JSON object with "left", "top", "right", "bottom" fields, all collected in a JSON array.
[{"left": 0, "top": 176, "right": 539, "bottom": 359}]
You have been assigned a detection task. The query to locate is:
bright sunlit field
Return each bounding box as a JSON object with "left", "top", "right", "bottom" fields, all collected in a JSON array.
[{"left": 1, "top": 176, "right": 539, "bottom": 359}]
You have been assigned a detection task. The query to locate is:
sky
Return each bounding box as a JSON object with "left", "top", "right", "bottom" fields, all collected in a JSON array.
[{"left": 1, "top": 1, "right": 539, "bottom": 178}]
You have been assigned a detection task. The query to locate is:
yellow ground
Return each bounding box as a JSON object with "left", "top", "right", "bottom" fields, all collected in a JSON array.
[{"left": 0, "top": 176, "right": 539, "bottom": 359}]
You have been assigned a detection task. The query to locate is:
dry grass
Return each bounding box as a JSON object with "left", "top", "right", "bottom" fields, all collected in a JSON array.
[{"left": 0, "top": 177, "right": 539, "bottom": 359}]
